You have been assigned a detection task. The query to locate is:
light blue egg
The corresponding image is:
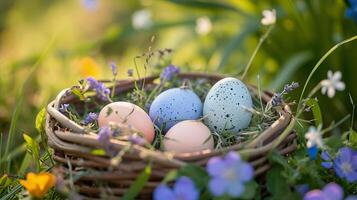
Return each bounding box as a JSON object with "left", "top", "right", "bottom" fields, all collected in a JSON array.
[
  {"left": 203, "top": 77, "right": 252, "bottom": 134},
  {"left": 149, "top": 88, "right": 203, "bottom": 133}
]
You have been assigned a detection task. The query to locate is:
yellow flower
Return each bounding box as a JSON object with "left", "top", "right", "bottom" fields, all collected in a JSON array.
[
  {"left": 77, "top": 57, "right": 101, "bottom": 78},
  {"left": 20, "top": 172, "right": 56, "bottom": 198}
]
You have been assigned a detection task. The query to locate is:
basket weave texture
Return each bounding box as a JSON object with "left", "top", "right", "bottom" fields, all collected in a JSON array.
[{"left": 45, "top": 73, "right": 297, "bottom": 199}]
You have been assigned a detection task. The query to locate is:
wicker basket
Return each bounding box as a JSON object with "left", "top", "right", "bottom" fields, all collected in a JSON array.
[{"left": 45, "top": 73, "right": 296, "bottom": 199}]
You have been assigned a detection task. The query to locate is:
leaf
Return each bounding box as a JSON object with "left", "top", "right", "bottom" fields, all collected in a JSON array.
[
  {"left": 240, "top": 181, "right": 258, "bottom": 199},
  {"left": 35, "top": 108, "right": 47, "bottom": 148},
  {"left": 268, "top": 150, "right": 294, "bottom": 173},
  {"left": 23, "top": 133, "right": 40, "bottom": 172},
  {"left": 162, "top": 170, "right": 178, "bottom": 183},
  {"left": 266, "top": 166, "right": 292, "bottom": 199},
  {"left": 122, "top": 165, "right": 151, "bottom": 200},
  {"left": 71, "top": 88, "right": 85, "bottom": 101},
  {"left": 349, "top": 129, "right": 357, "bottom": 148},
  {"left": 90, "top": 149, "right": 106, "bottom": 156},
  {"left": 306, "top": 98, "right": 323, "bottom": 127},
  {"left": 269, "top": 51, "right": 313, "bottom": 90}
]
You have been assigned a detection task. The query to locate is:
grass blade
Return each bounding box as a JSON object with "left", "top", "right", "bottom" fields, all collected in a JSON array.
[{"left": 122, "top": 165, "right": 151, "bottom": 200}]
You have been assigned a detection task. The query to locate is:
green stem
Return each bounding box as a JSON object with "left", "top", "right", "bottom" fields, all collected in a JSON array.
[
  {"left": 241, "top": 25, "right": 274, "bottom": 80},
  {"left": 296, "top": 35, "right": 357, "bottom": 117}
]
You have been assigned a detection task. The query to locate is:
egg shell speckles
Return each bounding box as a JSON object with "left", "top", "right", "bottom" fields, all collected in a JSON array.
[
  {"left": 149, "top": 88, "right": 203, "bottom": 133},
  {"left": 163, "top": 120, "right": 214, "bottom": 154},
  {"left": 203, "top": 77, "right": 253, "bottom": 134}
]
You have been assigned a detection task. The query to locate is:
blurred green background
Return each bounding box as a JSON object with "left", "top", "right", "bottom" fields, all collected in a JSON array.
[{"left": 0, "top": 0, "right": 356, "bottom": 159}]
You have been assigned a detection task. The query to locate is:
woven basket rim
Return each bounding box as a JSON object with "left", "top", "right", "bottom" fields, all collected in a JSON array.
[{"left": 45, "top": 72, "right": 295, "bottom": 167}]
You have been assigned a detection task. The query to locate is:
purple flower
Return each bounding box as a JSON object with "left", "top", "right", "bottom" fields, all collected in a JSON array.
[
  {"left": 160, "top": 65, "right": 180, "bottom": 82},
  {"left": 97, "top": 126, "right": 111, "bottom": 146},
  {"left": 110, "top": 62, "right": 117, "bottom": 76},
  {"left": 304, "top": 182, "right": 343, "bottom": 200},
  {"left": 86, "top": 77, "right": 110, "bottom": 101},
  {"left": 271, "top": 93, "right": 283, "bottom": 107},
  {"left": 59, "top": 104, "right": 70, "bottom": 113},
  {"left": 206, "top": 151, "right": 253, "bottom": 197},
  {"left": 333, "top": 147, "right": 357, "bottom": 183},
  {"left": 321, "top": 151, "right": 333, "bottom": 169},
  {"left": 153, "top": 176, "right": 199, "bottom": 200},
  {"left": 83, "top": 112, "right": 98, "bottom": 125},
  {"left": 128, "top": 134, "right": 146, "bottom": 146}
]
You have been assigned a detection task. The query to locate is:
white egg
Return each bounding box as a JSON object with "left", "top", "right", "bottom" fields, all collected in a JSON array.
[{"left": 163, "top": 120, "right": 214, "bottom": 154}]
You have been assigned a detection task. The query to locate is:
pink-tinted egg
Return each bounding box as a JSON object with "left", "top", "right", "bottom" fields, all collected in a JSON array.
[
  {"left": 163, "top": 120, "right": 214, "bottom": 154},
  {"left": 98, "top": 102, "right": 155, "bottom": 143}
]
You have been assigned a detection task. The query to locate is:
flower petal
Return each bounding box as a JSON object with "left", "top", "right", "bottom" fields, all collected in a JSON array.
[
  {"left": 327, "top": 87, "right": 335, "bottom": 98},
  {"left": 321, "top": 162, "right": 333, "bottom": 169},
  {"left": 207, "top": 157, "right": 225, "bottom": 177},
  {"left": 334, "top": 82, "right": 345, "bottom": 91},
  {"left": 322, "top": 183, "right": 343, "bottom": 200},
  {"left": 153, "top": 184, "right": 175, "bottom": 200},
  {"left": 209, "top": 178, "right": 227, "bottom": 197},
  {"left": 321, "top": 151, "right": 331, "bottom": 161},
  {"left": 346, "top": 171, "right": 357, "bottom": 183},
  {"left": 332, "top": 71, "right": 342, "bottom": 81},
  {"left": 304, "top": 190, "right": 324, "bottom": 200},
  {"left": 238, "top": 163, "right": 254, "bottom": 182},
  {"left": 327, "top": 70, "right": 333, "bottom": 79},
  {"left": 308, "top": 146, "right": 318, "bottom": 160},
  {"left": 338, "top": 147, "right": 353, "bottom": 163},
  {"left": 227, "top": 181, "right": 244, "bottom": 197}
]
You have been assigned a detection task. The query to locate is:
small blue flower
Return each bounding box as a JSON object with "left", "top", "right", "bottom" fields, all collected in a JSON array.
[
  {"left": 87, "top": 77, "right": 110, "bottom": 101},
  {"left": 333, "top": 147, "right": 357, "bottom": 183},
  {"left": 110, "top": 62, "right": 117, "bottom": 76},
  {"left": 304, "top": 182, "right": 343, "bottom": 200},
  {"left": 59, "top": 104, "right": 70, "bottom": 113},
  {"left": 308, "top": 145, "right": 318, "bottom": 160},
  {"left": 206, "top": 151, "right": 253, "bottom": 197},
  {"left": 321, "top": 151, "right": 333, "bottom": 169},
  {"left": 160, "top": 65, "right": 180, "bottom": 82},
  {"left": 83, "top": 112, "right": 98, "bottom": 125},
  {"left": 153, "top": 176, "right": 199, "bottom": 200}
]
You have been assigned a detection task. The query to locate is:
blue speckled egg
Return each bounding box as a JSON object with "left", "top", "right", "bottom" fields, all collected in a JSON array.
[
  {"left": 203, "top": 77, "right": 252, "bottom": 134},
  {"left": 149, "top": 88, "right": 203, "bottom": 132}
]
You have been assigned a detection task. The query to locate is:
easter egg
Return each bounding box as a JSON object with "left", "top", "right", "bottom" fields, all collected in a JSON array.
[
  {"left": 203, "top": 77, "right": 252, "bottom": 134},
  {"left": 98, "top": 102, "right": 155, "bottom": 143},
  {"left": 149, "top": 88, "right": 203, "bottom": 132},
  {"left": 163, "top": 120, "right": 214, "bottom": 153}
]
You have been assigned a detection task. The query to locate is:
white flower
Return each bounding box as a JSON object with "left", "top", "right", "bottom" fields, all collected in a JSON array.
[
  {"left": 261, "top": 9, "right": 276, "bottom": 25},
  {"left": 305, "top": 126, "right": 323, "bottom": 148},
  {"left": 195, "top": 17, "right": 212, "bottom": 35},
  {"left": 321, "top": 70, "right": 345, "bottom": 98},
  {"left": 132, "top": 9, "right": 152, "bottom": 30}
]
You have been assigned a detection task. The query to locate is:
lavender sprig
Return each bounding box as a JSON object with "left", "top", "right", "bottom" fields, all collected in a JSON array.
[
  {"left": 271, "top": 82, "right": 299, "bottom": 107},
  {"left": 86, "top": 77, "right": 111, "bottom": 102}
]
